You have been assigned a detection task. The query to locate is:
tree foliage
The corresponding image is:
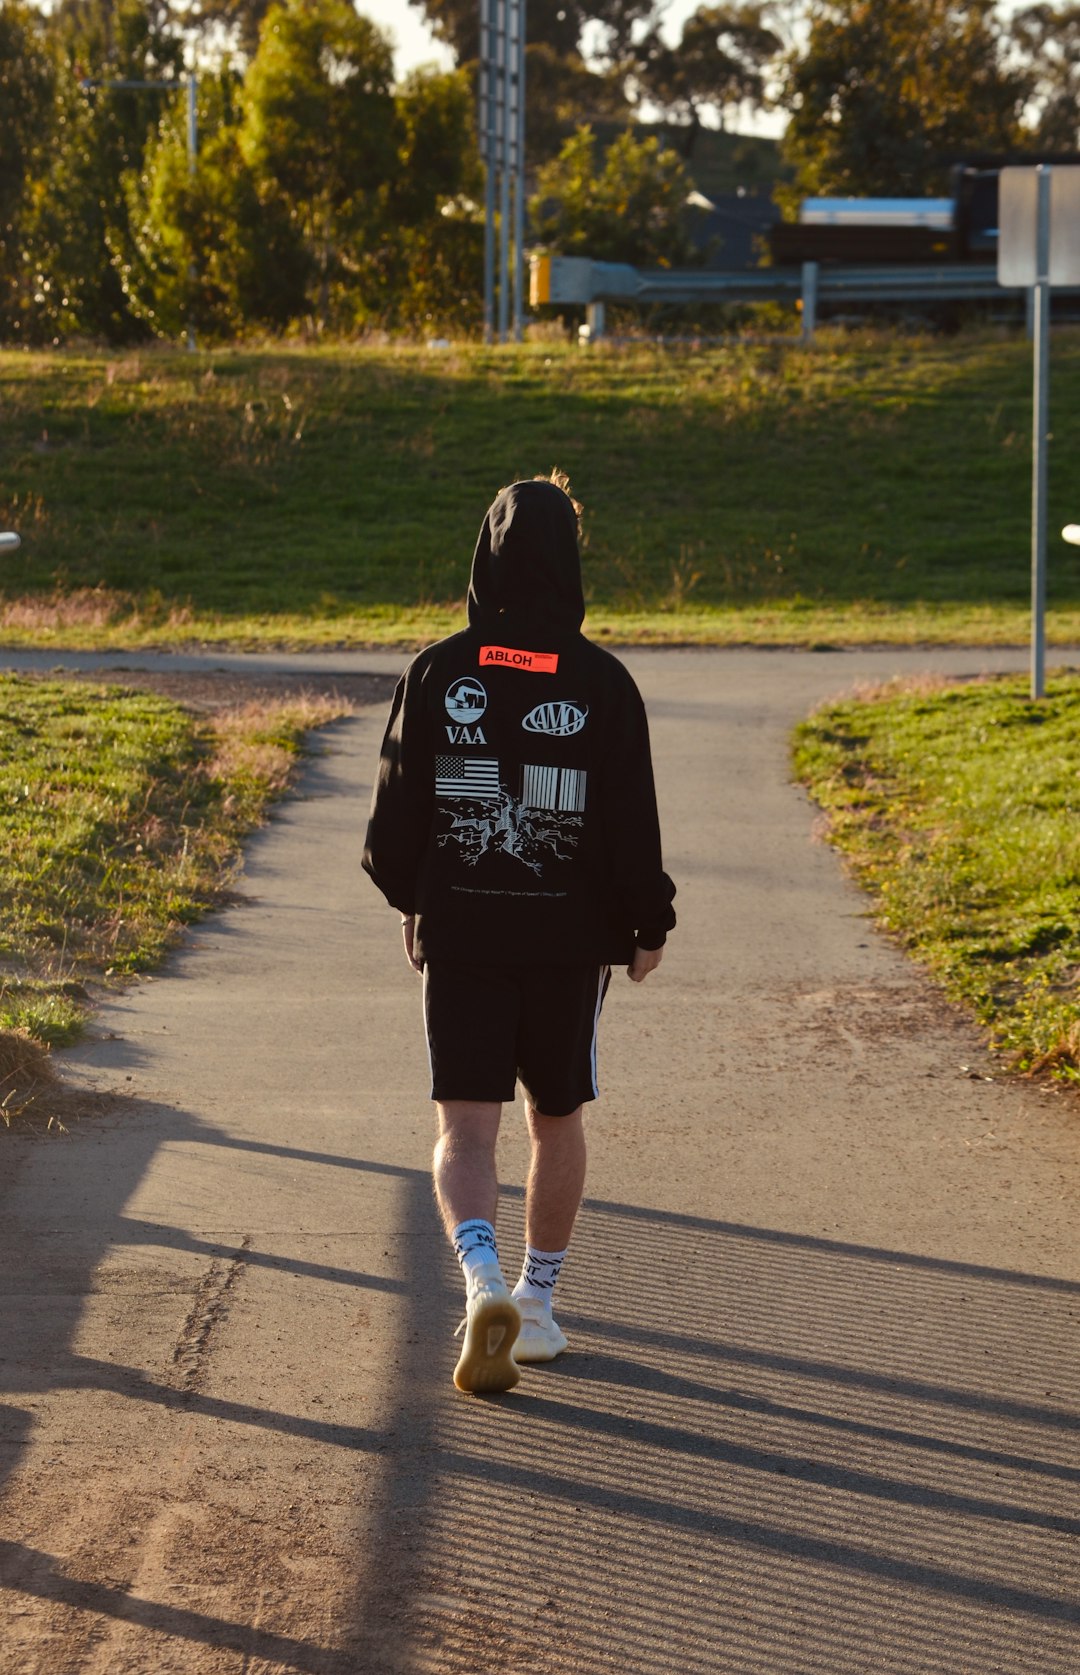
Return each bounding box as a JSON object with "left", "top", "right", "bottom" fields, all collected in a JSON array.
[
  {"left": 3, "top": 0, "right": 1076, "bottom": 345},
  {"left": 531, "top": 127, "right": 696, "bottom": 266},
  {"left": 21, "top": 0, "right": 186, "bottom": 343},
  {"left": 183, "top": 0, "right": 275, "bottom": 60},
  {"left": 125, "top": 72, "right": 308, "bottom": 338},
  {"left": 240, "top": 0, "right": 396, "bottom": 228},
  {"left": 410, "top": 0, "right": 646, "bottom": 151},
  {"left": 635, "top": 3, "right": 783, "bottom": 156},
  {"left": 0, "top": 4, "right": 55, "bottom": 335},
  {"left": 120, "top": 27, "right": 484, "bottom": 338},
  {"left": 781, "top": 1, "right": 1030, "bottom": 201},
  {"left": 366, "top": 67, "right": 485, "bottom": 331},
  {"left": 1011, "top": 3, "right": 1080, "bottom": 152}
]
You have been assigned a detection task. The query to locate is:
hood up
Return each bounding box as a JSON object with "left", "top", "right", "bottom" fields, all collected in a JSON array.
[{"left": 467, "top": 479, "right": 585, "bottom": 635}]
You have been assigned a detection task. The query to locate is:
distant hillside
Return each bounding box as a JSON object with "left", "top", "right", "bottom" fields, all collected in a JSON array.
[{"left": 585, "top": 121, "right": 789, "bottom": 201}]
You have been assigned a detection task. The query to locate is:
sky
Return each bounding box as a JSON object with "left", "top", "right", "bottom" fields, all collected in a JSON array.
[{"left": 360, "top": 0, "right": 454, "bottom": 78}]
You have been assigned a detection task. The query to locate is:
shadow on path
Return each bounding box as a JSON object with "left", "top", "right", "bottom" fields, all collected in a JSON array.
[{"left": 3, "top": 1122, "right": 1079, "bottom": 1673}]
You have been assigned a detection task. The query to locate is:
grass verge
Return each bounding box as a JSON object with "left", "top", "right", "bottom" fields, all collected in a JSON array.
[
  {"left": 0, "top": 674, "right": 349, "bottom": 1122},
  {"left": 2, "top": 332, "right": 1080, "bottom": 648},
  {"left": 793, "top": 671, "right": 1080, "bottom": 1085}
]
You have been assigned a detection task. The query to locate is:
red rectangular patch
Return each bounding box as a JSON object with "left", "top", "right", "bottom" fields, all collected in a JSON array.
[{"left": 479, "top": 644, "right": 559, "bottom": 675}]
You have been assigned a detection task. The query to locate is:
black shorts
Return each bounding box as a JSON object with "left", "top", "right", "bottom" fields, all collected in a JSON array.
[{"left": 423, "top": 962, "right": 612, "bottom": 1117}]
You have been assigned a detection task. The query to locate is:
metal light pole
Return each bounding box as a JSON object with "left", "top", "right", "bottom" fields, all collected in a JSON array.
[
  {"left": 511, "top": 2, "right": 526, "bottom": 341},
  {"left": 478, "top": 0, "right": 525, "bottom": 344},
  {"left": 1030, "top": 166, "right": 1051, "bottom": 699},
  {"left": 479, "top": 1, "right": 496, "bottom": 344}
]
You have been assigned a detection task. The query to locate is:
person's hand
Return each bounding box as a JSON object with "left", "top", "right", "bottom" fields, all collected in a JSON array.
[
  {"left": 628, "top": 944, "right": 663, "bottom": 983},
  {"left": 401, "top": 915, "right": 422, "bottom": 975}
]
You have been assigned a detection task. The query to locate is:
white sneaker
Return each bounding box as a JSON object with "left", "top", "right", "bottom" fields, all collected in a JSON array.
[
  {"left": 453, "top": 1264, "right": 521, "bottom": 1393},
  {"left": 512, "top": 1295, "right": 569, "bottom": 1363}
]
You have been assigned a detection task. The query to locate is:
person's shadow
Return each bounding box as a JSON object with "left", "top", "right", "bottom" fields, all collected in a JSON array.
[{"left": 4, "top": 1106, "right": 1080, "bottom": 1675}]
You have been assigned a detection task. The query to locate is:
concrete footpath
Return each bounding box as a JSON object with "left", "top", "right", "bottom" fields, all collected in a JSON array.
[{"left": 1, "top": 645, "right": 1079, "bottom": 1675}]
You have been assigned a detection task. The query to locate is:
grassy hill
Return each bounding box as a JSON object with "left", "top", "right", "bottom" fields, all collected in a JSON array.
[{"left": 1, "top": 330, "right": 1078, "bottom": 648}]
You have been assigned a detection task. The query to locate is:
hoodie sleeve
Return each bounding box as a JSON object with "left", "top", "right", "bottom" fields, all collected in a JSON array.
[
  {"left": 600, "top": 670, "right": 677, "bottom": 950},
  {"left": 362, "top": 664, "right": 434, "bottom": 915}
]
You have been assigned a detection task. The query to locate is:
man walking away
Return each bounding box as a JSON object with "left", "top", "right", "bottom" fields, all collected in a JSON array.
[{"left": 363, "top": 475, "right": 675, "bottom": 1393}]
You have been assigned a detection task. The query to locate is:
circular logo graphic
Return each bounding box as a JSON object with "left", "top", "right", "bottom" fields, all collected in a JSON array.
[
  {"left": 522, "top": 700, "right": 588, "bottom": 737},
  {"left": 445, "top": 678, "right": 487, "bottom": 724}
]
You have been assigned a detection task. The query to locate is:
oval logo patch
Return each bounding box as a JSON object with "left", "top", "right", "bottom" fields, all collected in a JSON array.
[{"left": 521, "top": 701, "right": 588, "bottom": 737}]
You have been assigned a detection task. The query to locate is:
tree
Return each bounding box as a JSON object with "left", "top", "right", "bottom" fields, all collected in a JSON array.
[
  {"left": 184, "top": 0, "right": 275, "bottom": 60},
  {"left": 780, "top": 1, "right": 1031, "bottom": 202},
  {"left": 531, "top": 126, "right": 695, "bottom": 266},
  {"left": 411, "top": 0, "right": 589, "bottom": 66},
  {"left": 368, "top": 66, "right": 485, "bottom": 331},
  {"left": 22, "top": 0, "right": 185, "bottom": 342},
  {"left": 524, "top": 43, "right": 630, "bottom": 164},
  {"left": 409, "top": 0, "right": 648, "bottom": 148},
  {"left": 238, "top": 0, "right": 398, "bottom": 327},
  {"left": 634, "top": 3, "right": 782, "bottom": 157},
  {"left": 1011, "top": 3, "right": 1080, "bottom": 151},
  {"left": 0, "top": 4, "right": 56, "bottom": 335},
  {"left": 124, "top": 72, "right": 308, "bottom": 338}
]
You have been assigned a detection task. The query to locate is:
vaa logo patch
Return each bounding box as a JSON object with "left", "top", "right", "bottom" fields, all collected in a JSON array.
[
  {"left": 522, "top": 700, "right": 588, "bottom": 738},
  {"left": 446, "top": 678, "right": 487, "bottom": 724},
  {"left": 445, "top": 677, "right": 488, "bottom": 744}
]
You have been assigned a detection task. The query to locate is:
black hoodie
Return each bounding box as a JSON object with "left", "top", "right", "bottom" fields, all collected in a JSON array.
[{"left": 362, "top": 480, "right": 676, "bottom": 965}]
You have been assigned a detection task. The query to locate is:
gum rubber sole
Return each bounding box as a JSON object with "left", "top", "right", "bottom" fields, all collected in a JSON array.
[
  {"left": 512, "top": 1319, "right": 569, "bottom": 1363},
  {"left": 453, "top": 1295, "right": 522, "bottom": 1393}
]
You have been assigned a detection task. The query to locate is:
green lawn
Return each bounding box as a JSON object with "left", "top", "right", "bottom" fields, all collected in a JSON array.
[
  {"left": 0, "top": 675, "right": 345, "bottom": 1059},
  {"left": 1, "top": 332, "right": 1079, "bottom": 647},
  {"left": 794, "top": 672, "right": 1080, "bottom": 1083}
]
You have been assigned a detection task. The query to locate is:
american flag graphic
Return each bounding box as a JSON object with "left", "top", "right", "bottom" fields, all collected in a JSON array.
[
  {"left": 521, "top": 764, "right": 587, "bottom": 813},
  {"left": 435, "top": 755, "right": 501, "bottom": 798}
]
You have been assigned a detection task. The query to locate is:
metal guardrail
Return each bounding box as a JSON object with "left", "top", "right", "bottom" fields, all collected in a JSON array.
[{"left": 529, "top": 254, "right": 1080, "bottom": 339}]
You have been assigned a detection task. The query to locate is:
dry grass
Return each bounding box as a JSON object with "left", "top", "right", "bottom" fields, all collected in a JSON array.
[
  {"left": 0, "top": 677, "right": 356, "bottom": 1086},
  {"left": 206, "top": 694, "right": 351, "bottom": 796},
  {"left": 0, "top": 1029, "right": 60, "bottom": 1129},
  {"left": 0, "top": 588, "right": 194, "bottom": 633}
]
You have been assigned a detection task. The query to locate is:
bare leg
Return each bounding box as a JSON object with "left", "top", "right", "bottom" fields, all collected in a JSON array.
[
  {"left": 523, "top": 1104, "right": 586, "bottom": 1252},
  {"left": 435, "top": 1100, "right": 520, "bottom": 1393},
  {"left": 433, "top": 1100, "right": 502, "bottom": 1236}
]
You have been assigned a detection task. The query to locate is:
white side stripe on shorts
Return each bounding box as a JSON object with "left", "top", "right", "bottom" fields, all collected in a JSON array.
[{"left": 589, "top": 965, "right": 609, "bottom": 1098}]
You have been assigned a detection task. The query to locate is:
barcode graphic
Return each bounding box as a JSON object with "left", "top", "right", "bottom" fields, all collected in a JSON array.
[
  {"left": 521, "top": 764, "right": 587, "bottom": 812},
  {"left": 435, "top": 756, "right": 501, "bottom": 798}
]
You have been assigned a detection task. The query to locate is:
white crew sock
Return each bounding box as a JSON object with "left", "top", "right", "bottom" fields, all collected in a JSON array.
[
  {"left": 451, "top": 1218, "right": 500, "bottom": 1281},
  {"left": 513, "top": 1244, "right": 567, "bottom": 1309}
]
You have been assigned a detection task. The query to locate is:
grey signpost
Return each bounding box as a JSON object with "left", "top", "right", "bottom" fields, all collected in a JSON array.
[
  {"left": 998, "top": 165, "right": 1080, "bottom": 697},
  {"left": 479, "top": 0, "right": 525, "bottom": 344}
]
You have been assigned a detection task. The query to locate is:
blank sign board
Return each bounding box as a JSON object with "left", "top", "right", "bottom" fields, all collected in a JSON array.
[{"left": 998, "top": 166, "right": 1080, "bottom": 285}]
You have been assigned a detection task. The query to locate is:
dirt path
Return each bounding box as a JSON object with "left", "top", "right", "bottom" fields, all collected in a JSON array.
[{"left": 1, "top": 647, "right": 1079, "bottom": 1674}]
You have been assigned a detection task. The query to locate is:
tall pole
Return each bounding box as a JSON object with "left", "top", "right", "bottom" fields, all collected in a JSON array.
[
  {"left": 496, "top": 0, "right": 510, "bottom": 342},
  {"left": 186, "top": 73, "right": 198, "bottom": 354},
  {"left": 1031, "top": 165, "right": 1051, "bottom": 700},
  {"left": 511, "top": 0, "right": 525, "bottom": 342},
  {"left": 480, "top": 0, "right": 495, "bottom": 344},
  {"left": 186, "top": 72, "right": 197, "bottom": 172}
]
